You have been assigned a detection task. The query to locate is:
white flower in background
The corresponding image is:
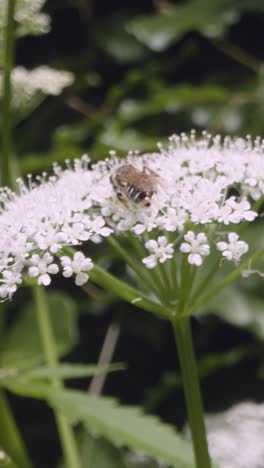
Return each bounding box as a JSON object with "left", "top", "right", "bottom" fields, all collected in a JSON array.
[
  {"left": 180, "top": 231, "right": 210, "bottom": 266},
  {"left": 61, "top": 252, "right": 94, "bottom": 286},
  {"left": 27, "top": 66, "right": 74, "bottom": 95},
  {"left": 0, "top": 132, "right": 262, "bottom": 299},
  {"left": 0, "top": 0, "right": 50, "bottom": 37},
  {"left": 28, "top": 253, "right": 59, "bottom": 286},
  {"left": 143, "top": 236, "right": 174, "bottom": 269},
  {"left": 0, "top": 67, "right": 74, "bottom": 112},
  {"left": 206, "top": 401, "right": 264, "bottom": 468},
  {"left": 217, "top": 233, "right": 248, "bottom": 262}
]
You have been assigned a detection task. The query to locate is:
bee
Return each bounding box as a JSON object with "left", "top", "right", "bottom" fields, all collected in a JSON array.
[{"left": 110, "top": 164, "right": 159, "bottom": 208}]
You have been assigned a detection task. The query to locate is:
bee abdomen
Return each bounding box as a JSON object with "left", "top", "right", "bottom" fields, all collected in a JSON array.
[{"left": 127, "top": 185, "right": 145, "bottom": 202}]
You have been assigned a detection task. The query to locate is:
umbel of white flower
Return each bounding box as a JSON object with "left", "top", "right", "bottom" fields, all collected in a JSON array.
[
  {"left": 0, "top": 132, "right": 262, "bottom": 300},
  {"left": 0, "top": 0, "right": 50, "bottom": 37},
  {"left": 0, "top": 67, "right": 74, "bottom": 112}
]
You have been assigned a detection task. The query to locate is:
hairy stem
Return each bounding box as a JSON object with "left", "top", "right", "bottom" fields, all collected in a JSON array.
[{"left": 33, "top": 286, "right": 81, "bottom": 468}]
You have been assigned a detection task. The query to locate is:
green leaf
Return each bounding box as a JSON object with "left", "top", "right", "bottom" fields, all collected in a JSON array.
[
  {"left": 79, "top": 433, "right": 128, "bottom": 468},
  {"left": 96, "top": 121, "right": 159, "bottom": 152},
  {"left": 118, "top": 85, "right": 229, "bottom": 122},
  {"left": 47, "top": 388, "right": 195, "bottom": 468},
  {"left": 127, "top": 0, "right": 264, "bottom": 51},
  {"left": 2, "top": 363, "right": 125, "bottom": 382},
  {"left": 57, "top": 431, "right": 128, "bottom": 468},
  {"left": 0, "top": 292, "right": 78, "bottom": 371},
  {"left": 94, "top": 14, "right": 148, "bottom": 64}
]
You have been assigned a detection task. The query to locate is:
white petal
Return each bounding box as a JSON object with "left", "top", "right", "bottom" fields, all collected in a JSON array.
[
  {"left": 28, "top": 266, "right": 39, "bottom": 277},
  {"left": 217, "top": 242, "right": 228, "bottom": 252},
  {"left": 145, "top": 240, "right": 157, "bottom": 251},
  {"left": 180, "top": 242, "right": 191, "bottom": 253},
  {"left": 75, "top": 272, "right": 89, "bottom": 286},
  {"left": 228, "top": 232, "right": 239, "bottom": 244},
  {"left": 38, "top": 274, "right": 51, "bottom": 286},
  {"left": 184, "top": 231, "right": 195, "bottom": 243},
  {"left": 142, "top": 255, "right": 157, "bottom": 269},
  {"left": 61, "top": 256, "right": 71, "bottom": 266},
  {"left": 188, "top": 253, "right": 202, "bottom": 266},
  {"left": 47, "top": 264, "right": 59, "bottom": 274}
]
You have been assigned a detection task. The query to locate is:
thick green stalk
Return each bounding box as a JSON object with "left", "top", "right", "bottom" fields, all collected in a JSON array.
[
  {"left": 107, "top": 236, "right": 161, "bottom": 297},
  {"left": 1, "top": 0, "right": 16, "bottom": 187},
  {"left": 172, "top": 316, "right": 211, "bottom": 468},
  {"left": 0, "top": 390, "right": 32, "bottom": 468},
  {"left": 33, "top": 286, "right": 81, "bottom": 468},
  {"left": 88, "top": 264, "right": 171, "bottom": 318}
]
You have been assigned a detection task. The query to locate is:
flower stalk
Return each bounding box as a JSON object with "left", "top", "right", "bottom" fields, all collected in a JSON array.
[
  {"left": 0, "top": 389, "right": 33, "bottom": 468},
  {"left": 172, "top": 316, "right": 211, "bottom": 468},
  {"left": 1, "top": 0, "right": 16, "bottom": 187},
  {"left": 32, "top": 286, "right": 81, "bottom": 468}
]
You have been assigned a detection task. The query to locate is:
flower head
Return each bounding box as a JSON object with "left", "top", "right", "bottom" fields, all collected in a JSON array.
[{"left": 0, "top": 132, "right": 262, "bottom": 300}]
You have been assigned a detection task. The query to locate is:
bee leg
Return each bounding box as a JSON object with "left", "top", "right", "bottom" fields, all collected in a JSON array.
[
  {"left": 117, "top": 191, "right": 128, "bottom": 207},
  {"left": 143, "top": 165, "right": 159, "bottom": 179}
]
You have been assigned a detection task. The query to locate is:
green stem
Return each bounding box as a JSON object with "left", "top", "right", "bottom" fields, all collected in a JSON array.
[
  {"left": 172, "top": 317, "right": 211, "bottom": 468},
  {"left": 1, "top": 0, "right": 16, "bottom": 187},
  {"left": 0, "top": 390, "right": 32, "bottom": 468},
  {"left": 107, "top": 236, "right": 160, "bottom": 297},
  {"left": 33, "top": 286, "right": 81, "bottom": 468},
  {"left": 212, "top": 39, "right": 262, "bottom": 73},
  {"left": 190, "top": 261, "right": 220, "bottom": 307},
  {"left": 88, "top": 264, "right": 171, "bottom": 318}
]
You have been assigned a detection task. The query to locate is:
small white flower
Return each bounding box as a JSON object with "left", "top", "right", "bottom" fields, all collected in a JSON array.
[
  {"left": 180, "top": 231, "right": 210, "bottom": 266},
  {"left": 61, "top": 251, "right": 94, "bottom": 286},
  {"left": 87, "top": 216, "right": 113, "bottom": 243},
  {"left": 61, "top": 222, "right": 89, "bottom": 245},
  {"left": 143, "top": 236, "right": 174, "bottom": 269},
  {"left": 28, "top": 253, "right": 59, "bottom": 286},
  {"left": 225, "top": 197, "right": 257, "bottom": 224},
  {"left": 34, "top": 228, "right": 67, "bottom": 253},
  {"left": 0, "top": 270, "right": 22, "bottom": 299},
  {"left": 158, "top": 207, "right": 187, "bottom": 232},
  {"left": 217, "top": 232, "right": 248, "bottom": 262}
]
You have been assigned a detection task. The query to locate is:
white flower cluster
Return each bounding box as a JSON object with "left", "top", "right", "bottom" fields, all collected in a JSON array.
[
  {"left": 0, "top": 67, "right": 74, "bottom": 112},
  {"left": 0, "top": 0, "right": 50, "bottom": 37},
  {"left": 207, "top": 401, "right": 264, "bottom": 468},
  {"left": 0, "top": 132, "right": 263, "bottom": 299}
]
